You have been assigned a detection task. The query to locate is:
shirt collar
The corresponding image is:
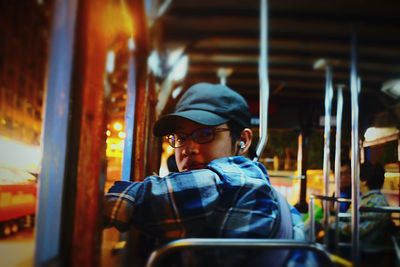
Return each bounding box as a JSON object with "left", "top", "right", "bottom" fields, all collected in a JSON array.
[{"left": 362, "top": 189, "right": 381, "bottom": 198}]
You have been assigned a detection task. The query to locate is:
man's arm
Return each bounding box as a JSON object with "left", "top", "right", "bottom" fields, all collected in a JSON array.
[{"left": 104, "top": 170, "right": 221, "bottom": 238}]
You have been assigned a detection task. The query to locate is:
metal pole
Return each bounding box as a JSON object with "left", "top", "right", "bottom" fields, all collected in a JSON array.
[
  {"left": 350, "top": 26, "right": 360, "bottom": 266},
  {"left": 297, "top": 132, "right": 303, "bottom": 177},
  {"left": 121, "top": 39, "right": 137, "bottom": 181},
  {"left": 334, "top": 85, "right": 344, "bottom": 252},
  {"left": 254, "top": 0, "right": 270, "bottom": 161},
  {"left": 398, "top": 135, "right": 400, "bottom": 206},
  {"left": 322, "top": 65, "right": 334, "bottom": 247},
  {"left": 309, "top": 196, "right": 316, "bottom": 242},
  {"left": 35, "top": 0, "right": 78, "bottom": 264},
  {"left": 220, "top": 77, "right": 226, "bottom": 85}
]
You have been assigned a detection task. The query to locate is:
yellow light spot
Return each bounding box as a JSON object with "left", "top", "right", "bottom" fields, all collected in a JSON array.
[
  {"left": 110, "top": 144, "right": 117, "bottom": 150},
  {"left": 118, "top": 132, "right": 126, "bottom": 138},
  {"left": 118, "top": 140, "right": 124, "bottom": 150},
  {"left": 113, "top": 123, "right": 122, "bottom": 131},
  {"left": 106, "top": 130, "right": 111, "bottom": 136}
]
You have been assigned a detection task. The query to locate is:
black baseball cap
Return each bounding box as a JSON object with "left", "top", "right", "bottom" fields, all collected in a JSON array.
[{"left": 153, "top": 83, "right": 251, "bottom": 136}]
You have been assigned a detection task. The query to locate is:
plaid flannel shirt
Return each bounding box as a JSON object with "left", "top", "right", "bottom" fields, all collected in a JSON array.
[
  {"left": 338, "top": 189, "right": 391, "bottom": 248},
  {"left": 104, "top": 156, "right": 304, "bottom": 240}
]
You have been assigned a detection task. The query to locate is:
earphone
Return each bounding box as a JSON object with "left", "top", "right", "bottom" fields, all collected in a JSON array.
[
  {"left": 239, "top": 141, "right": 245, "bottom": 149},
  {"left": 237, "top": 141, "right": 245, "bottom": 156}
]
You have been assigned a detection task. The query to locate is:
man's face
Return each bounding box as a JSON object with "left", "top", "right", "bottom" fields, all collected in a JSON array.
[{"left": 173, "top": 118, "right": 235, "bottom": 172}]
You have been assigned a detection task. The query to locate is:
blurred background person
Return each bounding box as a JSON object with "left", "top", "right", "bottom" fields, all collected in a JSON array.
[{"left": 336, "top": 161, "right": 392, "bottom": 262}]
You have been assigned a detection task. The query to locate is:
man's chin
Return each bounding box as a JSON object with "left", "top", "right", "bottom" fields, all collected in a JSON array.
[{"left": 182, "top": 164, "right": 205, "bottom": 171}]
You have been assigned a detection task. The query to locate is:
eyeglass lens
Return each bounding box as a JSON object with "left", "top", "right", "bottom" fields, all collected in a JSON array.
[{"left": 168, "top": 128, "right": 214, "bottom": 148}]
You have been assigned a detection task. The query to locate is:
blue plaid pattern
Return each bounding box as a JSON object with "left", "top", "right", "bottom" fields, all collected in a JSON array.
[{"left": 104, "top": 156, "right": 305, "bottom": 240}]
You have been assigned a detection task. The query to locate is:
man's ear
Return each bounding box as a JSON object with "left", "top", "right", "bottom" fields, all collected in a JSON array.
[{"left": 237, "top": 128, "right": 253, "bottom": 156}]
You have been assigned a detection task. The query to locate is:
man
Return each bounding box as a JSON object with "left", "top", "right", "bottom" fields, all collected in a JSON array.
[
  {"left": 104, "top": 83, "right": 305, "bottom": 264},
  {"left": 337, "top": 159, "right": 352, "bottom": 212},
  {"left": 327, "top": 159, "right": 352, "bottom": 215},
  {"left": 329, "top": 161, "right": 392, "bottom": 264},
  {"left": 338, "top": 162, "right": 391, "bottom": 247}
]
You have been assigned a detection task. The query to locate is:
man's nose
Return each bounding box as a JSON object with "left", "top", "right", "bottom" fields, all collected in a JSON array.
[{"left": 182, "top": 137, "right": 199, "bottom": 155}]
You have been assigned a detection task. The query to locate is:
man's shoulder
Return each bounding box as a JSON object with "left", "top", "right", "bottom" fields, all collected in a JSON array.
[
  {"left": 207, "top": 156, "right": 270, "bottom": 184},
  {"left": 208, "top": 156, "right": 267, "bottom": 168}
]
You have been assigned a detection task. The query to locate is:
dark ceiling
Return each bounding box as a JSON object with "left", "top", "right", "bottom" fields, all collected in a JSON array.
[{"left": 151, "top": 0, "right": 400, "bottom": 131}]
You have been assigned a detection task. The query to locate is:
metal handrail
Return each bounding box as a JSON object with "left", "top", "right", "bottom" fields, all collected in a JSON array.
[
  {"left": 322, "top": 65, "right": 334, "bottom": 241},
  {"left": 334, "top": 85, "right": 344, "bottom": 209},
  {"left": 254, "top": 0, "right": 270, "bottom": 161},
  {"left": 312, "top": 195, "right": 352, "bottom": 203},
  {"left": 311, "top": 196, "right": 400, "bottom": 214},
  {"left": 146, "top": 238, "right": 335, "bottom": 267},
  {"left": 391, "top": 236, "right": 400, "bottom": 265},
  {"left": 309, "top": 196, "right": 316, "bottom": 242},
  {"left": 350, "top": 26, "right": 360, "bottom": 266},
  {"left": 269, "top": 174, "right": 305, "bottom": 179},
  {"left": 311, "top": 195, "right": 400, "bottom": 213},
  {"left": 339, "top": 213, "right": 398, "bottom": 220},
  {"left": 333, "top": 85, "right": 344, "bottom": 253},
  {"left": 359, "top": 206, "right": 400, "bottom": 213}
]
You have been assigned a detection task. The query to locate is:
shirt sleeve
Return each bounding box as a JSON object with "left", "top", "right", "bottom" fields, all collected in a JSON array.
[
  {"left": 290, "top": 205, "right": 305, "bottom": 240},
  {"left": 104, "top": 169, "right": 221, "bottom": 238}
]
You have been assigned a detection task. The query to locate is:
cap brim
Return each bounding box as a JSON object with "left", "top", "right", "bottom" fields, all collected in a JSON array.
[{"left": 153, "top": 110, "right": 228, "bottom": 136}]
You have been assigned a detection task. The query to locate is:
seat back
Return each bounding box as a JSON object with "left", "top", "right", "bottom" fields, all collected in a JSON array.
[{"left": 145, "top": 238, "right": 335, "bottom": 267}]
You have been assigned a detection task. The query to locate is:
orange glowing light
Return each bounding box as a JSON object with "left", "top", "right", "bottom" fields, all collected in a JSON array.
[{"left": 102, "top": 1, "right": 135, "bottom": 39}]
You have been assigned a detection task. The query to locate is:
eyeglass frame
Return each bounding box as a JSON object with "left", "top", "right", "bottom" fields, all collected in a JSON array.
[{"left": 165, "top": 127, "right": 231, "bottom": 148}]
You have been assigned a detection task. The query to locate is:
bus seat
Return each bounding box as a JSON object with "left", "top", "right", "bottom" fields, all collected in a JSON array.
[{"left": 145, "top": 238, "right": 335, "bottom": 267}]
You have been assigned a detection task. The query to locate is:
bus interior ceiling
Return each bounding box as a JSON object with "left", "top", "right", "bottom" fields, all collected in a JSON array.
[{"left": 139, "top": 0, "right": 400, "bottom": 134}]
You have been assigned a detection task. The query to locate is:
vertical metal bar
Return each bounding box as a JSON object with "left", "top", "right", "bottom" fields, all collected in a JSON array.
[
  {"left": 121, "top": 40, "right": 137, "bottom": 181},
  {"left": 398, "top": 135, "right": 400, "bottom": 162},
  {"left": 309, "top": 196, "right": 316, "bottom": 242},
  {"left": 118, "top": 40, "right": 137, "bottom": 262},
  {"left": 334, "top": 85, "right": 343, "bottom": 252},
  {"left": 323, "top": 65, "right": 334, "bottom": 246},
  {"left": 121, "top": 0, "right": 150, "bottom": 266},
  {"left": 254, "top": 0, "right": 270, "bottom": 161},
  {"left": 69, "top": 0, "right": 108, "bottom": 265},
  {"left": 360, "top": 143, "right": 365, "bottom": 164},
  {"left": 131, "top": 0, "right": 150, "bottom": 181},
  {"left": 350, "top": 26, "right": 360, "bottom": 266},
  {"left": 398, "top": 135, "right": 400, "bottom": 206},
  {"left": 334, "top": 86, "right": 344, "bottom": 200},
  {"left": 297, "top": 132, "right": 303, "bottom": 176},
  {"left": 220, "top": 76, "right": 227, "bottom": 85},
  {"left": 299, "top": 130, "right": 309, "bottom": 213},
  {"left": 35, "top": 0, "right": 78, "bottom": 264},
  {"left": 298, "top": 131, "right": 308, "bottom": 213}
]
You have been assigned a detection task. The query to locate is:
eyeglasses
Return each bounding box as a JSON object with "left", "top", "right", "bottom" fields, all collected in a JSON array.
[{"left": 166, "top": 127, "right": 230, "bottom": 148}]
